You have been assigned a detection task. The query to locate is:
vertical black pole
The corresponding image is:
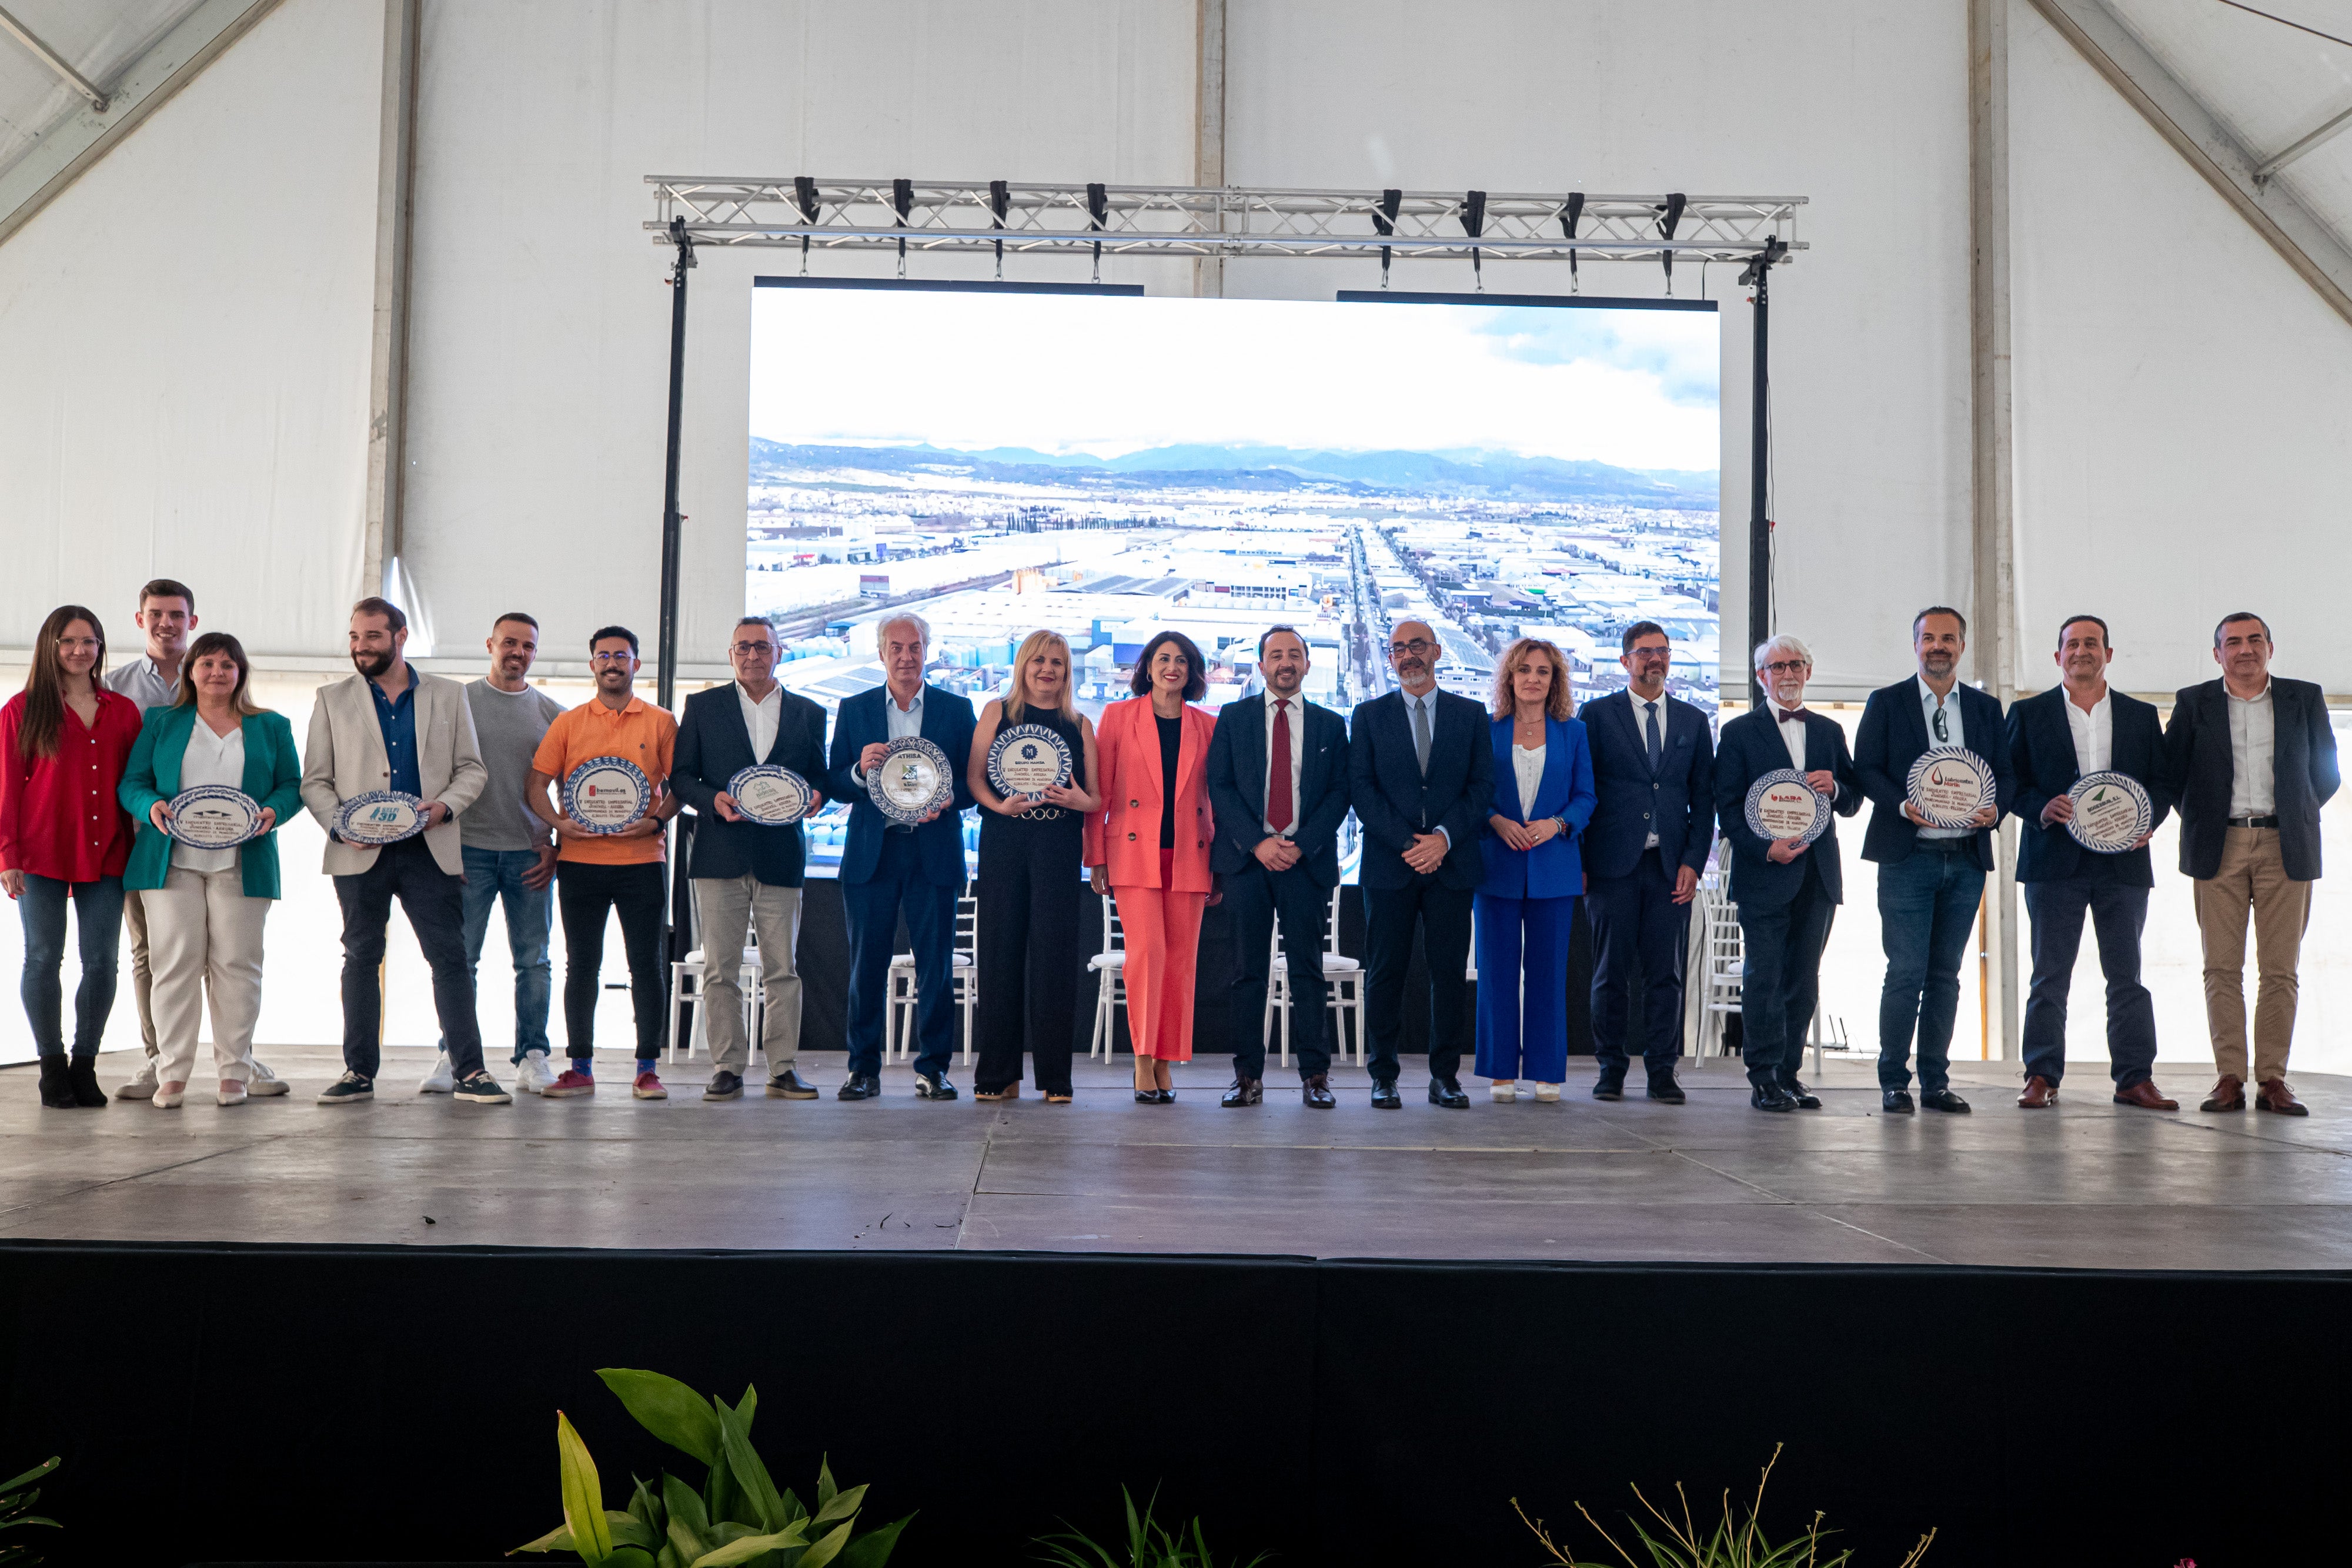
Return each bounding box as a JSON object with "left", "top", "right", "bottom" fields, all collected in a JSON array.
[
  {"left": 659, "top": 217, "right": 692, "bottom": 711},
  {"left": 1746, "top": 256, "right": 1772, "bottom": 708}
]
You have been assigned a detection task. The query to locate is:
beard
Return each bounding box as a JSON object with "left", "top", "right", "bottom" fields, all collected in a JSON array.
[{"left": 350, "top": 647, "right": 393, "bottom": 678}]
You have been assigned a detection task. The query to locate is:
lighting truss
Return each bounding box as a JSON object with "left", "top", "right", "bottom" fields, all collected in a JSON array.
[{"left": 646, "top": 177, "right": 1805, "bottom": 266}]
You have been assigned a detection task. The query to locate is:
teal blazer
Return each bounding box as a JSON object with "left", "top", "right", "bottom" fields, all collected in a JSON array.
[{"left": 118, "top": 706, "right": 303, "bottom": 899}]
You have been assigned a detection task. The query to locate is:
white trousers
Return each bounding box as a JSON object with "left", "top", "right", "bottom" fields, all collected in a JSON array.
[{"left": 147, "top": 865, "right": 269, "bottom": 1086}]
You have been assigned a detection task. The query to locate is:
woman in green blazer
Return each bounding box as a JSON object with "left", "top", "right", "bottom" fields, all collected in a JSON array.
[{"left": 118, "top": 633, "right": 303, "bottom": 1108}]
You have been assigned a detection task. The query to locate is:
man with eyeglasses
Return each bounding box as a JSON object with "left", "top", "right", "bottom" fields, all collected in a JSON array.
[
  {"left": 670, "top": 617, "right": 829, "bottom": 1101},
  {"left": 1712, "top": 636, "right": 1862, "bottom": 1111},
  {"left": 1854, "top": 606, "right": 2014, "bottom": 1114},
  {"left": 1348, "top": 621, "right": 1494, "bottom": 1109},
  {"left": 526, "top": 627, "right": 681, "bottom": 1102}
]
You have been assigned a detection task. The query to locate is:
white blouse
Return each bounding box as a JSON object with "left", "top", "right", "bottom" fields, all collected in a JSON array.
[
  {"left": 172, "top": 719, "right": 246, "bottom": 875},
  {"left": 1512, "top": 743, "right": 1546, "bottom": 820}
]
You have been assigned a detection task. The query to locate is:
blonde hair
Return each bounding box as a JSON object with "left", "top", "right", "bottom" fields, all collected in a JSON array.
[
  {"left": 1490, "top": 637, "right": 1575, "bottom": 721},
  {"left": 1005, "top": 629, "right": 1077, "bottom": 724}
]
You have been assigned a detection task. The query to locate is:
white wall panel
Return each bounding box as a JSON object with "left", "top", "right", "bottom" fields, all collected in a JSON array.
[{"left": 0, "top": 0, "right": 377, "bottom": 657}]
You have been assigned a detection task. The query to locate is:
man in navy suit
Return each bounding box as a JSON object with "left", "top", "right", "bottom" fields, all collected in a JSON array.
[
  {"left": 824, "top": 613, "right": 977, "bottom": 1101},
  {"left": 1349, "top": 620, "right": 1495, "bottom": 1109},
  {"left": 1205, "top": 627, "right": 1352, "bottom": 1108},
  {"left": 1855, "top": 606, "right": 2016, "bottom": 1114},
  {"left": 1713, "top": 634, "right": 1862, "bottom": 1111},
  {"left": 671, "top": 616, "right": 831, "bottom": 1102},
  {"left": 1581, "top": 621, "right": 1716, "bottom": 1104},
  {"left": 2005, "top": 615, "right": 2175, "bottom": 1111}
]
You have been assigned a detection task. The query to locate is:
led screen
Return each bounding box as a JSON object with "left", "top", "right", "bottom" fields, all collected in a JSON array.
[{"left": 746, "top": 280, "right": 1721, "bottom": 877}]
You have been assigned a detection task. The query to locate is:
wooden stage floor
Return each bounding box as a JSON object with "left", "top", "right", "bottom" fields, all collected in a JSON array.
[{"left": 4, "top": 1045, "right": 2349, "bottom": 1269}]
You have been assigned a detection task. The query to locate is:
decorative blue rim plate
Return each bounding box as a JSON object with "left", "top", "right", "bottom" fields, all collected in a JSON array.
[
  {"left": 333, "top": 790, "right": 429, "bottom": 845},
  {"left": 563, "top": 755, "right": 652, "bottom": 835},
  {"left": 987, "top": 723, "right": 1074, "bottom": 801},
  {"left": 869, "top": 735, "right": 953, "bottom": 825},
  {"left": 1743, "top": 768, "right": 1830, "bottom": 847},
  {"left": 1905, "top": 747, "right": 1998, "bottom": 830},
  {"left": 2066, "top": 770, "right": 2154, "bottom": 853},
  {"left": 163, "top": 784, "right": 266, "bottom": 848},
  {"left": 728, "top": 764, "right": 811, "bottom": 825}
]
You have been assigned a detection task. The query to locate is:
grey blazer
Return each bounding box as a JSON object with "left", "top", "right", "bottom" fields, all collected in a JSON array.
[{"left": 300, "top": 670, "right": 488, "bottom": 877}]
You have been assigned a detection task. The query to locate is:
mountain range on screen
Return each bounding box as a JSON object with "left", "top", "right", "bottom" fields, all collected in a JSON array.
[{"left": 751, "top": 439, "right": 1718, "bottom": 509}]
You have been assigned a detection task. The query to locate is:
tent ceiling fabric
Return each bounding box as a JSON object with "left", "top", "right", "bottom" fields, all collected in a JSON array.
[
  {"left": 2107, "top": 0, "right": 2352, "bottom": 253},
  {"left": 0, "top": 0, "right": 205, "bottom": 178}
]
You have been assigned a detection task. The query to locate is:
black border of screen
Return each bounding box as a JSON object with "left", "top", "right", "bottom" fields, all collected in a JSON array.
[
  {"left": 753, "top": 276, "right": 1145, "bottom": 296},
  {"left": 1335, "top": 289, "right": 1716, "bottom": 312}
]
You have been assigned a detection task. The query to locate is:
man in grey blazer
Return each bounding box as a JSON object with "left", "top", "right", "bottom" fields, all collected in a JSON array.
[{"left": 300, "top": 598, "right": 505, "bottom": 1105}]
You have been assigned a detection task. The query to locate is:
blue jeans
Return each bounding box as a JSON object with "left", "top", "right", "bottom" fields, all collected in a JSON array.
[
  {"left": 1875, "top": 845, "right": 1985, "bottom": 1094},
  {"left": 17, "top": 872, "right": 125, "bottom": 1058},
  {"left": 439, "top": 845, "right": 553, "bottom": 1064},
  {"left": 2022, "top": 869, "right": 2155, "bottom": 1089}
]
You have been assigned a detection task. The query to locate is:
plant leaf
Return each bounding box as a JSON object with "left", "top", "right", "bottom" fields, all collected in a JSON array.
[
  {"left": 714, "top": 1392, "right": 787, "bottom": 1532},
  {"left": 0, "top": 1460, "right": 58, "bottom": 1496},
  {"left": 810, "top": 1481, "right": 867, "bottom": 1529},
  {"left": 832, "top": 1515, "right": 912, "bottom": 1568},
  {"left": 600, "top": 1370, "right": 723, "bottom": 1467},
  {"left": 777, "top": 1486, "right": 807, "bottom": 1527},
  {"left": 603, "top": 1548, "right": 658, "bottom": 1568},
  {"left": 796, "top": 1518, "right": 855, "bottom": 1568},
  {"left": 558, "top": 1412, "right": 614, "bottom": 1562},
  {"left": 629, "top": 1474, "right": 664, "bottom": 1536},
  {"left": 816, "top": 1456, "right": 837, "bottom": 1512},
  {"left": 609, "top": 1509, "right": 661, "bottom": 1550},
  {"left": 511, "top": 1522, "right": 576, "bottom": 1554},
  {"left": 705, "top": 1441, "right": 741, "bottom": 1529},
  {"left": 664, "top": 1473, "right": 713, "bottom": 1546},
  {"left": 736, "top": 1383, "right": 758, "bottom": 1435},
  {"left": 687, "top": 1522, "right": 811, "bottom": 1567}
]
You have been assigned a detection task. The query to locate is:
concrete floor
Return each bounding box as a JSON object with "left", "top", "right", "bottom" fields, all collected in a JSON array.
[{"left": 4, "top": 1045, "right": 2350, "bottom": 1268}]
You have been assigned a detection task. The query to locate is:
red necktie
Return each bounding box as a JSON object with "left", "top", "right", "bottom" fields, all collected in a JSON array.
[{"left": 1267, "top": 700, "right": 1295, "bottom": 833}]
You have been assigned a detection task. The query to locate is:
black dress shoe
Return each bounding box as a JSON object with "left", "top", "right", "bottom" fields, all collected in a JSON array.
[
  {"left": 1370, "top": 1079, "right": 1402, "bottom": 1110},
  {"left": 837, "top": 1072, "right": 881, "bottom": 1101},
  {"left": 703, "top": 1070, "right": 744, "bottom": 1102},
  {"left": 1302, "top": 1074, "right": 1335, "bottom": 1109},
  {"left": 1134, "top": 1087, "right": 1175, "bottom": 1104},
  {"left": 914, "top": 1072, "right": 958, "bottom": 1101},
  {"left": 1645, "top": 1072, "right": 1686, "bottom": 1104},
  {"left": 1783, "top": 1079, "right": 1822, "bottom": 1110},
  {"left": 1920, "top": 1088, "right": 1971, "bottom": 1114},
  {"left": 1428, "top": 1076, "right": 1470, "bottom": 1109},
  {"left": 1591, "top": 1075, "right": 1625, "bottom": 1102},
  {"left": 1221, "top": 1078, "right": 1262, "bottom": 1108},
  {"left": 1882, "top": 1089, "right": 1915, "bottom": 1114},
  {"left": 766, "top": 1068, "right": 821, "bottom": 1099},
  {"left": 1750, "top": 1084, "right": 1796, "bottom": 1112}
]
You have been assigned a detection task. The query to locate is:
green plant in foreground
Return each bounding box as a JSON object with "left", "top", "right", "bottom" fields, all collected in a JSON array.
[
  {"left": 513, "top": 1369, "right": 908, "bottom": 1568},
  {"left": 1033, "top": 1485, "right": 1269, "bottom": 1568},
  {"left": 0, "top": 1457, "right": 61, "bottom": 1568},
  {"left": 1514, "top": 1445, "right": 1933, "bottom": 1568}
]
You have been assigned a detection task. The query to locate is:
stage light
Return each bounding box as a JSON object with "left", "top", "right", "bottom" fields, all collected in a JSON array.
[
  {"left": 1559, "top": 191, "right": 1585, "bottom": 293},
  {"left": 1086, "top": 182, "right": 1108, "bottom": 282},
  {"left": 793, "top": 176, "right": 819, "bottom": 275},
  {"left": 1462, "top": 189, "right": 1487, "bottom": 290},
  {"left": 1374, "top": 188, "right": 1402, "bottom": 288},
  {"left": 1657, "top": 192, "right": 1687, "bottom": 294},
  {"left": 893, "top": 178, "right": 914, "bottom": 276},
  {"left": 990, "top": 179, "right": 1011, "bottom": 279}
]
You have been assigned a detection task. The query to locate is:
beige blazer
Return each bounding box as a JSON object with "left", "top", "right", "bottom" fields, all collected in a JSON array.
[{"left": 300, "top": 670, "right": 487, "bottom": 877}]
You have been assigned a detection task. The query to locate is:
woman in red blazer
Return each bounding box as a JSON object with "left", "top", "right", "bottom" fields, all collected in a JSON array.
[{"left": 1085, "top": 630, "right": 1218, "bottom": 1102}]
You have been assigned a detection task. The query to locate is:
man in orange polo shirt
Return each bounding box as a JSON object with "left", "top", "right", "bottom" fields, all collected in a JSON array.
[{"left": 527, "top": 626, "right": 680, "bottom": 1100}]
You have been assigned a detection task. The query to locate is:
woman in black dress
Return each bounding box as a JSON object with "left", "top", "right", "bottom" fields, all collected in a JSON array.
[{"left": 967, "top": 630, "right": 1100, "bottom": 1101}]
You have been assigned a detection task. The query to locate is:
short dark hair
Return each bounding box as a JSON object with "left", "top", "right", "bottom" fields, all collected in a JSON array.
[
  {"left": 1257, "top": 624, "right": 1305, "bottom": 659},
  {"left": 492, "top": 611, "right": 539, "bottom": 634},
  {"left": 590, "top": 624, "right": 640, "bottom": 655},
  {"left": 1913, "top": 605, "right": 1967, "bottom": 638},
  {"left": 2056, "top": 614, "right": 2109, "bottom": 648},
  {"left": 351, "top": 596, "right": 407, "bottom": 634},
  {"left": 2214, "top": 611, "right": 2269, "bottom": 648},
  {"left": 139, "top": 579, "right": 195, "bottom": 613},
  {"left": 734, "top": 615, "right": 777, "bottom": 637},
  {"left": 1620, "top": 620, "right": 1668, "bottom": 655},
  {"left": 1130, "top": 630, "right": 1207, "bottom": 701}
]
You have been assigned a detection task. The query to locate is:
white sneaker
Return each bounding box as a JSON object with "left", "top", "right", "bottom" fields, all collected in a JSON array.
[
  {"left": 246, "top": 1057, "right": 290, "bottom": 1095},
  {"left": 514, "top": 1050, "right": 557, "bottom": 1094},
  {"left": 1491, "top": 1082, "right": 1517, "bottom": 1102},
  {"left": 417, "top": 1052, "right": 456, "bottom": 1094},
  {"left": 116, "top": 1057, "right": 158, "bottom": 1100},
  {"left": 1533, "top": 1082, "right": 1562, "bottom": 1102}
]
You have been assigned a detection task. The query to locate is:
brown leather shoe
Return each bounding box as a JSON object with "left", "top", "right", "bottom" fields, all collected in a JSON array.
[
  {"left": 2113, "top": 1079, "right": 2179, "bottom": 1111},
  {"left": 2200, "top": 1074, "right": 2246, "bottom": 1112},
  {"left": 2256, "top": 1078, "right": 2308, "bottom": 1116},
  {"left": 2017, "top": 1075, "right": 2058, "bottom": 1108}
]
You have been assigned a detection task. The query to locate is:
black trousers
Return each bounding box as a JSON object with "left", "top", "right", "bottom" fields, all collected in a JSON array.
[
  {"left": 1734, "top": 857, "right": 1835, "bottom": 1089},
  {"left": 974, "top": 816, "right": 1083, "bottom": 1095},
  {"left": 333, "top": 835, "right": 482, "bottom": 1081},
  {"left": 1223, "top": 858, "right": 1334, "bottom": 1082},
  {"left": 556, "top": 860, "right": 667, "bottom": 1062},
  {"left": 1364, "top": 878, "right": 1475, "bottom": 1083},
  {"left": 2022, "top": 862, "right": 2156, "bottom": 1089},
  {"left": 1587, "top": 848, "right": 1693, "bottom": 1079}
]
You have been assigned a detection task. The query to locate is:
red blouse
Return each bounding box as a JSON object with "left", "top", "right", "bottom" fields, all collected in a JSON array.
[{"left": 0, "top": 690, "right": 143, "bottom": 883}]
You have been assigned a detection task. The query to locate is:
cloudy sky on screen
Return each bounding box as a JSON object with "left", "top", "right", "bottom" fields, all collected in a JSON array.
[{"left": 749, "top": 288, "right": 1719, "bottom": 473}]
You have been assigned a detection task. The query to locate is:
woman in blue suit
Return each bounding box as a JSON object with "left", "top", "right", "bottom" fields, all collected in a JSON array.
[{"left": 1475, "top": 637, "right": 1598, "bottom": 1101}]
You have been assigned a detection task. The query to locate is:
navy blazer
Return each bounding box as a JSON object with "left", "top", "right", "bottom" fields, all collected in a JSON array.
[
  {"left": 1478, "top": 713, "right": 1598, "bottom": 900},
  {"left": 1579, "top": 687, "right": 1716, "bottom": 881},
  {"left": 670, "top": 682, "right": 829, "bottom": 887},
  {"left": 2166, "top": 676, "right": 2339, "bottom": 882},
  {"left": 2005, "top": 686, "right": 2173, "bottom": 888},
  {"left": 1712, "top": 707, "right": 1863, "bottom": 910},
  {"left": 1855, "top": 677, "right": 2016, "bottom": 871},
  {"left": 1347, "top": 687, "right": 1495, "bottom": 891},
  {"left": 824, "top": 683, "right": 977, "bottom": 888},
  {"left": 1204, "top": 693, "right": 1351, "bottom": 887}
]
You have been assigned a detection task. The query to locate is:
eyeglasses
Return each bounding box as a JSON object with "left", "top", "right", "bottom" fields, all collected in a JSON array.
[
  {"left": 1388, "top": 639, "right": 1436, "bottom": 657},
  {"left": 590, "top": 650, "right": 634, "bottom": 665},
  {"left": 55, "top": 637, "right": 100, "bottom": 653},
  {"left": 1760, "top": 660, "right": 1808, "bottom": 676},
  {"left": 729, "top": 641, "right": 775, "bottom": 656}
]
